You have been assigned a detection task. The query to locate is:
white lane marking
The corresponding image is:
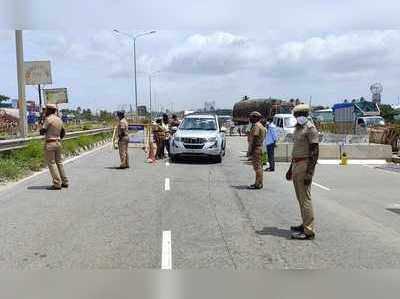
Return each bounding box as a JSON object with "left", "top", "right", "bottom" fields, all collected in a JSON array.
[
  {"left": 166, "top": 161, "right": 170, "bottom": 167},
  {"left": 318, "top": 159, "right": 387, "bottom": 165},
  {"left": 165, "top": 178, "right": 170, "bottom": 191},
  {"left": 161, "top": 230, "right": 172, "bottom": 270},
  {"left": 0, "top": 142, "right": 111, "bottom": 194},
  {"left": 312, "top": 182, "right": 331, "bottom": 191}
]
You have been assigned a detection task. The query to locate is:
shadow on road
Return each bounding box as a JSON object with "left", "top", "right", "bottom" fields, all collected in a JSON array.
[
  {"left": 231, "top": 185, "right": 251, "bottom": 190},
  {"left": 256, "top": 227, "right": 291, "bottom": 239},
  {"left": 104, "top": 166, "right": 122, "bottom": 170},
  {"left": 27, "top": 186, "right": 52, "bottom": 190},
  {"left": 171, "top": 157, "right": 219, "bottom": 165}
]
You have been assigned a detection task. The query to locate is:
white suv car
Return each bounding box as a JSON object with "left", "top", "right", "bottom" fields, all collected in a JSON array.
[{"left": 169, "top": 114, "right": 226, "bottom": 163}]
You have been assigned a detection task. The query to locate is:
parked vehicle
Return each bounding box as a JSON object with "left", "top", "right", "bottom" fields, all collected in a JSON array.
[
  {"left": 312, "top": 109, "right": 334, "bottom": 124},
  {"left": 169, "top": 114, "right": 226, "bottom": 163},
  {"left": 272, "top": 114, "right": 297, "bottom": 136},
  {"left": 333, "top": 100, "right": 385, "bottom": 134},
  {"left": 232, "top": 97, "right": 297, "bottom": 125}
]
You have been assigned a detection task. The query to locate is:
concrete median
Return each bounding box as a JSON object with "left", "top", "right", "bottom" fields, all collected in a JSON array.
[{"left": 275, "top": 143, "right": 392, "bottom": 162}]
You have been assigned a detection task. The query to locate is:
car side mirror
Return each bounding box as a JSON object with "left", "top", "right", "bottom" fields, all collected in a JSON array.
[{"left": 220, "top": 127, "right": 227, "bottom": 133}]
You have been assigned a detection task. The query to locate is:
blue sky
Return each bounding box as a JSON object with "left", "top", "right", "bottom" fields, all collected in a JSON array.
[{"left": 1, "top": 1, "right": 400, "bottom": 111}]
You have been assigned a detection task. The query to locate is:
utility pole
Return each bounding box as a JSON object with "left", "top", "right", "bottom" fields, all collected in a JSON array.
[
  {"left": 149, "top": 75, "right": 152, "bottom": 114},
  {"left": 15, "top": 30, "right": 28, "bottom": 138}
]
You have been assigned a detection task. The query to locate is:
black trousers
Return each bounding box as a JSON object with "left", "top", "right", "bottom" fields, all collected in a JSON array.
[
  {"left": 267, "top": 143, "right": 275, "bottom": 170},
  {"left": 165, "top": 139, "right": 170, "bottom": 155},
  {"left": 156, "top": 140, "right": 165, "bottom": 159}
]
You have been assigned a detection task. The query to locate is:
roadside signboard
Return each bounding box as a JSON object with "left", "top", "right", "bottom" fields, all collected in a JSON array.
[
  {"left": 128, "top": 124, "right": 146, "bottom": 145},
  {"left": 44, "top": 88, "right": 68, "bottom": 105},
  {"left": 112, "top": 123, "right": 152, "bottom": 150},
  {"left": 24, "top": 61, "right": 52, "bottom": 85}
]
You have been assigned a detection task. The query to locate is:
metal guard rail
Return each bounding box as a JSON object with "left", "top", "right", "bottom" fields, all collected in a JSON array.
[{"left": 0, "top": 127, "right": 112, "bottom": 152}]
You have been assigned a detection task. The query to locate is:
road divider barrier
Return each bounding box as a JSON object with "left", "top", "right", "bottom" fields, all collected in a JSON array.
[
  {"left": 0, "top": 128, "right": 112, "bottom": 152},
  {"left": 275, "top": 143, "right": 393, "bottom": 162}
]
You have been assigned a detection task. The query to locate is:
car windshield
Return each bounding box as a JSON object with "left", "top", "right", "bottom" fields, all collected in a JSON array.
[
  {"left": 365, "top": 117, "right": 385, "bottom": 126},
  {"left": 180, "top": 117, "right": 217, "bottom": 130},
  {"left": 284, "top": 117, "right": 297, "bottom": 128}
]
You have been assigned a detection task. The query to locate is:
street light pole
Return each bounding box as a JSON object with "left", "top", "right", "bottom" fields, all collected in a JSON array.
[
  {"left": 148, "top": 70, "right": 160, "bottom": 117},
  {"left": 113, "top": 29, "right": 156, "bottom": 116},
  {"left": 15, "top": 30, "right": 28, "bottom": 138},
  {"left": 133, "top": 38, "right": 138, "bottom": 115},
  {"left": 149, "top": 74, "right": 152, "bottom": 114}
]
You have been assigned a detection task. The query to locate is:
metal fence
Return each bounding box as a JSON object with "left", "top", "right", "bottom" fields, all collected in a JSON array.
[{"left": 0, "top": 127, "right": 112, "bottom": 153}]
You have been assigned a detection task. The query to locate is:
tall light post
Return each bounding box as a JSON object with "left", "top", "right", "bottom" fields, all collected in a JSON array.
[
  {"left": 15, "top": 30, "right": 28, "bottom": 138},
  {"left": 113, "top": 29, "right": 156, "bottom": 115},
  {"left": 148, "top": 70, "right": 160, "bottom": 116}
]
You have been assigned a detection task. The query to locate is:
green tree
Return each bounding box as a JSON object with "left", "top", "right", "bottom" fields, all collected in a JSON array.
[
  {"left": 99, "top": 110, "right": 113, "bottom": 122},
  {"left": 0, "top": 94, "right": 10, "bottom": 104},
  {"left": 81, "top": 109, "right": 93, "bottom": 121},
  {"left": 379, "top": 104, "right": 396, "bottom": 123}
]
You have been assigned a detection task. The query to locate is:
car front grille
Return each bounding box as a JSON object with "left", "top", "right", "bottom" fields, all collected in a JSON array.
[
  {"left": 183, "top": 144, "right": 204, "bottom": 149},
  {"left": 182, "top": 137, "right": 206, "bottom": 144}
]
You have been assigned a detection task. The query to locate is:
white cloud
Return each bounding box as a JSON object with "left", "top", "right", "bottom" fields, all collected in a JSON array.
[
  {"left": 2, "top": 29, "right": 400, "bottom": 110},
  {"left": 163, "top": 32, "right": 266, "bottom": 75}
]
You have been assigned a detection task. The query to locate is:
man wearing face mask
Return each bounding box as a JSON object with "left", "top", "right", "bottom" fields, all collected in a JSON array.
[
  {"left": 286, "top": 104, "right": 319, "bottom": 240},
  {"left": 248, "top": 111, "right": 266, "bottom": 189}
]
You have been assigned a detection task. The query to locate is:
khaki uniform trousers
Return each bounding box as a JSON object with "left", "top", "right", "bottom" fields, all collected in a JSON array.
[
  {"left": 252, "top": 146, "right": 263, "bottom": 187},
  {"left": 45, "top": 141, "right": 68, "bottom": 188},
  {"left": 118, "top": 138, "right": 129, "bottom": 167},
  {"left": 292, "top": 160, "right": 314, "bottom": 235}
]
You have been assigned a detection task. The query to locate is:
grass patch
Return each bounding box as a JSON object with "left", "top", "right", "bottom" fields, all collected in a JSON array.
[{"left": 0, "top": 132, "right": 111, "bottom": 183}]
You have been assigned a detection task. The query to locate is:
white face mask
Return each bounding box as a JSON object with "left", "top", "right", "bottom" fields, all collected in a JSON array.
[{"left": 296, "top": 116, "right": 308, "bottom": 126}]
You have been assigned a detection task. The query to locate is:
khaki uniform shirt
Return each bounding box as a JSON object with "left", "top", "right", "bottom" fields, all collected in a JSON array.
[
  {"left": 292, "top": 121, "right": 319, "bottom": 158},
  {"left": 117, "top": 118, "right": 129, "bottom": 142},
  {"left": 161, "top": 122, "right": 170, "bottom": 140},
  {"left": 43, "top": 114, "right": 63, "bottom": 141},
  {"left": 250, "top": 122, "right": 266, "bottom": 148}
]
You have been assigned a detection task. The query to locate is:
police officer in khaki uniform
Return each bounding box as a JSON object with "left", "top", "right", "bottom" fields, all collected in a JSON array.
[
  {"left": 40, "top": 104, "right": 68, "bottom": 190},
  {"left": 117, "top": 111, "right": 129, "bottom": 169},
  {"left": 286, "top": 104, "right": 319, "bottom": 240},
  {"left": 248, "top": 111, "right": 266, "bottom": 189}
]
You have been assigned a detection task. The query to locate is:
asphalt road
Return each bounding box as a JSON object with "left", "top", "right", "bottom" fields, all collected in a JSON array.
[{"left": 1, "top": 137, "right": 400, "bottom": 269}]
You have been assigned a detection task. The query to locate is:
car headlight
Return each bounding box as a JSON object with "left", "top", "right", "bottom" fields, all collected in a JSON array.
[
  {"left": 174, "top": 137, "right": 182, "bottom": 142},
  {"left": 208, "top": 137, "right": 217, "bottom": 142}
]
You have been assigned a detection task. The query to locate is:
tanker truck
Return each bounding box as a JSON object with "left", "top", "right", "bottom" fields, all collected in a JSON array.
[{"left": 232, "top": 97, "right": 297, "bottom": 125}]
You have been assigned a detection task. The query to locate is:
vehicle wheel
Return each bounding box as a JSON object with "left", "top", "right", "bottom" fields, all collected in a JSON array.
[
  {"left": 222, "top": 143, "right": 226, "bottom": 156},
  {"left": 214, "top": 153, "right": 222, "bottom": 163}
]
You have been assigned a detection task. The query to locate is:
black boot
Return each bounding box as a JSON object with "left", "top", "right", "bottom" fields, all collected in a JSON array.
[{"left": 290, "top": 224, "right": 304, "bottom": 232}]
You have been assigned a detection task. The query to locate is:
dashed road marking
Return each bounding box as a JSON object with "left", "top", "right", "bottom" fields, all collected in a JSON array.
[
  {"left": 161, "top": 230, "right": 172, "bottom": 270},
  {"left": 165, "top": 178, "right": 170, "bottom": 191},
  {"left": 312, "top": 182, "right": 331, "bottom": 191}
]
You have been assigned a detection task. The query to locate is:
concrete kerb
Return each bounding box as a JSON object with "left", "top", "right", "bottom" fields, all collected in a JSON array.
[
  {"left": 275, "top": 142, "right": 392, "bottom": 162},
  {"left": 63, "top": 136, "right": 112, "bottom": 159}
]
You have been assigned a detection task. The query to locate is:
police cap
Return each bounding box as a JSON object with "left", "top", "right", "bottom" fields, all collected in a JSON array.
[
  {"left": 249, "top": 111, "right": 262, "bottom": 118},
  {"left": 292, "top": 104, "right": 311, "bottom": 114},
  {"left": 46, "top": 104, "right": 57, "bottom": 110}
]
